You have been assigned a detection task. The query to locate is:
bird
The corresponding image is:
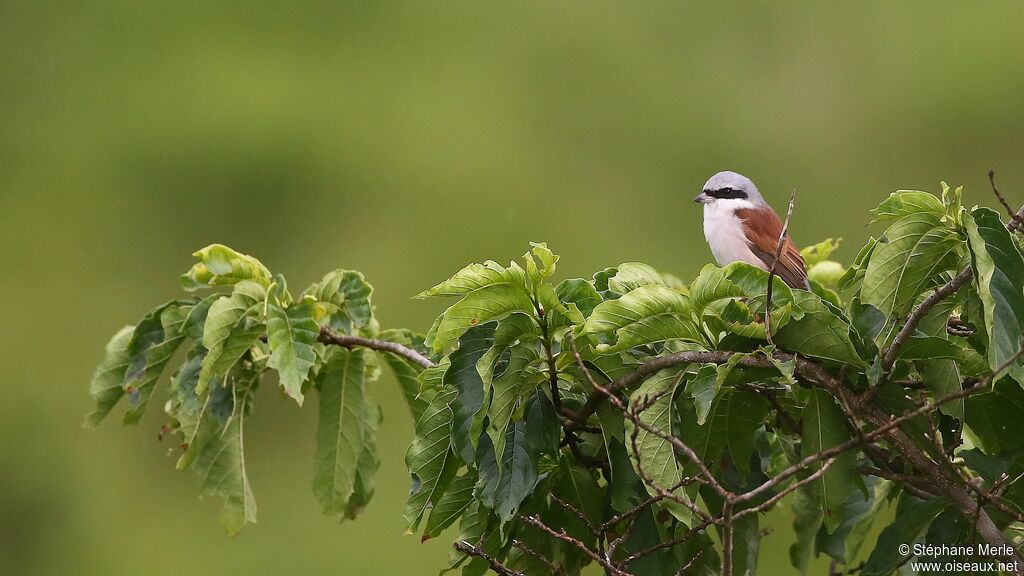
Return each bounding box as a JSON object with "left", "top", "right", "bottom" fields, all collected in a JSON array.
[{"left": 694, "top": 171, "right": 810, "bottom": 290}]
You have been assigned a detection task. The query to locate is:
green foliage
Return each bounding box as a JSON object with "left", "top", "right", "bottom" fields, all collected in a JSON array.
[{"left": 88, "top": 183, "right": 1024, "bottom": 574}]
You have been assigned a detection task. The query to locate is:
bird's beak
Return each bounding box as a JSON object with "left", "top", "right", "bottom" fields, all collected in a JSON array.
[{"left": 693, "top": 192, "right": 711, "bottom": 204}]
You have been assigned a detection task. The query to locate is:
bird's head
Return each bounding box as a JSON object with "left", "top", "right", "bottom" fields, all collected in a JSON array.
[{"left": 694, "top": 171, "right": 765, "bottom": 208}]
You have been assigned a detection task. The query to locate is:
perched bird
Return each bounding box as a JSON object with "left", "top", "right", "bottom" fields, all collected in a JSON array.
[{"left": 694, "top": 171, "right": 810, "bottom": 290}]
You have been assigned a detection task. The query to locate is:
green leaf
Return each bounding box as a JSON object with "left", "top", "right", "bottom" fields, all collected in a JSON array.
[
  {"left": 431, "top": 284, "right": 534, "bottom": 354},
  {"left": 345, "top": 394, "right": 381, "bottom": 521},
  {"left": 267, "top": 299, "right": 319, "bottom": 405},
  {"left": 722, "top": 389, "right": 769, "bottom": 474},
  {"left": 423, "top": 469, "right": 478, "bottom": 540},
  {"left": 376, "top": 329, "right": 430, "bottom": 420},
  {"left": 774, "top": 292, "right": 866, "bottom": 367},
  {"left": 965, "top": 207, "right": 1024, "bottom": 382},
  {"left": 416, "top": 260, "right": 526, "bottom": 299},
  {"left": 789, "top": 488, "right": 824, "bottom": 574},
  {"left": 311, "top": 269, "right": 374, "bottom": 328},
  {"left": 816, "top": 477, "right": 890, "bottom": 564},
  {"left": 492, "top": 420, "right": 538, "bottom": 523},
  {"left": 198, "top": 281, "right": 266, "bottom": 394},
  {"left": 862, "top": 211, "right": 962, "bottom": 318},
  {"left": 189, "top": 386, "right": 257, "bottom": 535},
  {"left": 313, "top": 348, "right": 370, "bottom": 518},
  {"left": 861, "top": 495, "right": 949, "bottom": 576},
  {"left": 486, "top": 343, "right": 542, "bottom": 469},
  {"left": 583, "top": 284, "right": 702, "bottom": 353},
  {"left": 870, "top": 191, "right": 945, "bottom": 223},
  {"left": 626, "top": 367, "right": 692, "bottom": 522},
  {"left": 802, "top": 389, "right": 855, "bottom": 534},
  {"left": 404, "top": 387, "right": 460, "bottom": 532},
  {"left": 85, "top": 326, "right": 134, "bottom": 427},
  {"left": 895, "top": 335, "right": 963, "bottom": 360},
  {"left": 446, "top": 324, "right": 496, "bottom": 464},
  {"left": 524, "top": 241, "right": 558, "bottom": 285},
  {"left": 606, "top": 262, "right": 666, "bottom": 294},
  {"left": 123, "top": 302, "right": 189, "bottom": 424},
  {"left": 181, "top": 243, "right": 272, "bottom": 291},
  {"left": 965, "top": 379, "right": 1024, "bottom": 454},
  {"left": 801, "top": 238, "right": 842, "bottom": 266},
  {"left": 555, "top": 278, "right": 603, "bottom": 318}
]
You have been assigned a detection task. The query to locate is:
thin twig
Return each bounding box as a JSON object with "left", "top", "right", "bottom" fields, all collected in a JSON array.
[
  {"left": 452, "top": 540, "right": 523, "bottom": 576},
  {"left": 765, "top": 189, "right": 797, "bottom": 344},
  {"left": 989, "top": 170, "right": 1023, "bottom": 227}
]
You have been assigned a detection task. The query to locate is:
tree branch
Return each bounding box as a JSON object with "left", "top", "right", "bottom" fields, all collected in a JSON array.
[{"left": 318, "top": 326, "right": 435, "bottom": 368}]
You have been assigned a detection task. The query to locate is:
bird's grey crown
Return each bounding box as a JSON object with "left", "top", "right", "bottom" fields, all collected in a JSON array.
[{"left": 702, "top": 171, "right": 765, "bottom": 205}]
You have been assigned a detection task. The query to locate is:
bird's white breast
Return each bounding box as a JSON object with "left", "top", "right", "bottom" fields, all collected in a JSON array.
[{"left": 702, "top": 200, "right": 769, "bottom": 271}]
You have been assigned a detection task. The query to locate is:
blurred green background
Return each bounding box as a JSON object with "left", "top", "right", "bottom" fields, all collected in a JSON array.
[{"left": 2, "top": 2, "right": 1023, "bottom": 574}]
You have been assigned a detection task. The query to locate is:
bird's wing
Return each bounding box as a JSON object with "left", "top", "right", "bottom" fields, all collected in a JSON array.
[{"left": 736, "top": 207, "right": 810, "bottom": 290}]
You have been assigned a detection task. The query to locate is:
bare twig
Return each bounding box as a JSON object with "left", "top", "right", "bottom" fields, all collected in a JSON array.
[
  {"left": 520, "top": 515, "right": 632, "bottom": 576},
  {"left": 318, "top": 326, "right": 434, "bottom": 368},
  {"left": 453, "top": 540, "right": 523, "bottom": 576},
  {"left": 765, "top": 189, "right": 797, "bottom": 344},
  {"left": 989, "top": 170, "right": 1023, "bottom": 227}
]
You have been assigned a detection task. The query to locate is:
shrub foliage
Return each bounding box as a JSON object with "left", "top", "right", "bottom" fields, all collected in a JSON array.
[{"left": 88, "top": 184, "right": 1024, "bottom": 575}]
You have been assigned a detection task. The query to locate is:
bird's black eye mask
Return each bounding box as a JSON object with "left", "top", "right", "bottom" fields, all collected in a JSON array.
[{"left": 705, "top": 187, "right": 748, "bottom": 200}]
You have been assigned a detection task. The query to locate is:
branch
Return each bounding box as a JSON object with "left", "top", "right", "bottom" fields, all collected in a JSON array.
[
  {"left": 989, "top": 169, "right": 1024, "bottom": 228},
  {"left": 318, "top": 326, "right": 435, "bottom": 368},
  {"left": 452, "top": 541, "right": 523, "bottom": 576},
  {"left": 765, "top": 189, "right": 797, "bottom": 344}
]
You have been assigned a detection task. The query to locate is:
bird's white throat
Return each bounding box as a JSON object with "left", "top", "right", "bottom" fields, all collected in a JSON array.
[{"left": 702, "top": 199, "right": 768, "bottom": 271}]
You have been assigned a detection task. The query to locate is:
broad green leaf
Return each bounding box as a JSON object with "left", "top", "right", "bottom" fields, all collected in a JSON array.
[
  {"left": 197, "top": 318, "right": 263, "bottom": 395},
  {"left": 965, "top": 379, "right": 1024, "bottom": 454},
  {"left": 311, "top": 269, "right": 374, "bottom": 328},
  {"left": 266, "top": 299, "right": 319, "bottom": 405},
  {"left": 607, "top": 262, "right": 666, "bottom": 294},
  {"left": 861, "top": 495, "right": 950, "bottom": 576},
  {"left": 431, "top": 284, "right": 534, "bottom": 353},
  {"left": 198, "top": 281, "right": 266, "bottom": 394},
  {"left": 536, "top": 282, "right": 583, "bottom": 329},
  {"left": 688, "top": 264, "right": 747, "bottom": 319},
  {"left": 837, "top": 237, "right": 878, "bottom": 295},
  {"left": 181, "top": 243, "right": 272, "bottom": 291},
  {"left": 443, "top": 501, "right": 499, "bottom": 575},
  {"left": 123, "top": 303, "right": 189, "bottom": 424},
  {"left": 377, "top": 328, "right": 430, "bottom": 420},
  {"left": 816, "top": 477, "right": 889, "bottom": 564},
  {"left": 345, "top": 394, "right": 381, "bottom": 521},
  {"left": 583, "top": 284, "right": 702, "bottom": 353},
  {"left": 722, "top": 389, "right": 769, "bottom": 474},
  {"left": 446, "top": 324, "right": 496, "bottom": 464},
  {"left": 313, "top": 348, "right": 369, "bottom": 518},
  {"left": 85, "top": 326, "right": 134, "bottom": 427},
  {"left": 789, "top": 488, "right": 824, "bottom": 574},
  {"left": 895, "top": 335, "right": 962, "bottom": 360},
  {"left": 416, "top": 260, "right": 526, "bottom": 299},
  {"left": 807, "top": 261, "right": 846, "bottom": 286},
  {"left": 626, "top": 367, "right": 692, "bottom": 522},
  {"left": 423, "top": 469, "right": 477, "bottom": 540},
  {"left": 687, "top": 364, "right": 718, "bottom": 425},
  {"left": 774, "top": 292, "right": 866, "bottom": 367},
  {"left": 555, "top": 278, "right": 603, "bottom": 318},
  {"left": 801, "top": 238, "right": 842, "bottom": 266},
  {"left": 802, "top": 389, "right": 855, "bottom": 533},
  {"left": 870, "top": 191, "right": 945, "bottom": 223},
  {"left": 189, "top": 387, "right": 256, "bottom": 535},
  {"left": 404, "top": 387, "right": 460, "bottom": 532},
  {"left": 381, "top": 352, "right": 429, "bottom": 421},
  {"left": 965, "top": 207, "right": 1024, "bottom": 382},
  {"left": 486, "top": 343, "right": 542, "bottom": 469},
  {"left": 492, "top": 420, "right": 538, "bottom": 523},
  {"left": 862, "top": 211, "right": 961, "bottom": 318},
  {"left": 524, "top": 241, "right": 558, "bottom": 285}
]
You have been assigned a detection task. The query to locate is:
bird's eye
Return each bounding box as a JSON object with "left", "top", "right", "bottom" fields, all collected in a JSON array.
[{"left": 709, "top": 187, "right": 748, "bottom": 200}]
